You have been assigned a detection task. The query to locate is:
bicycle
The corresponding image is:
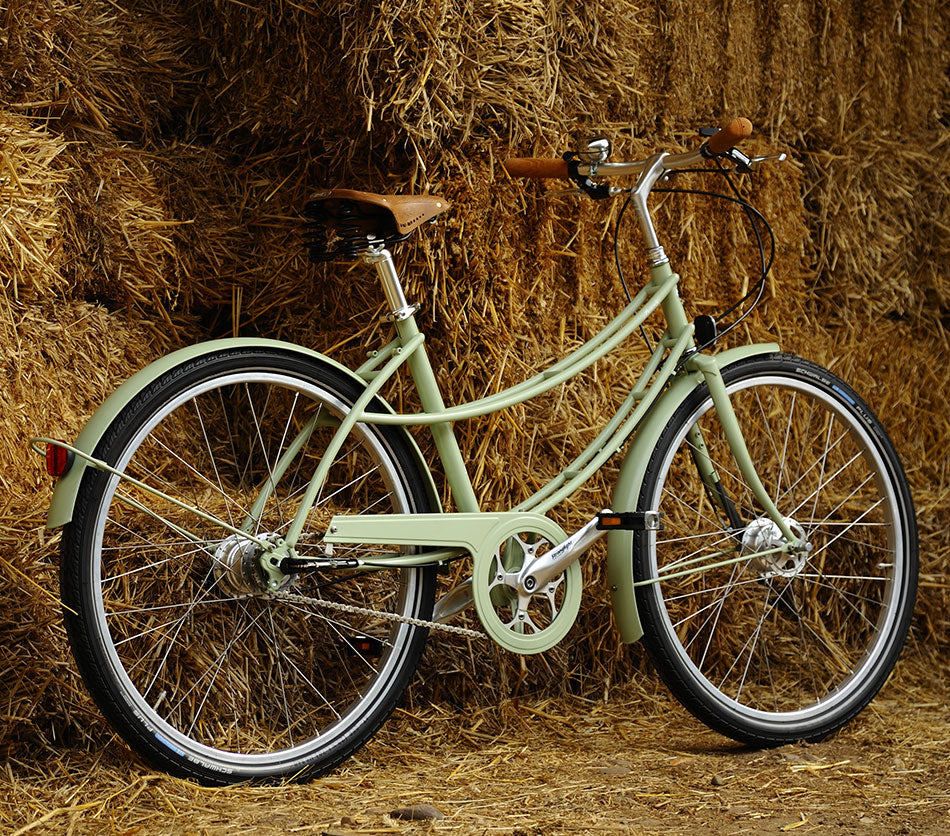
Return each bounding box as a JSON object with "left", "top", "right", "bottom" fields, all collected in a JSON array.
[{"left": 34, "top": 118, "right": 918, "bottom": 785}]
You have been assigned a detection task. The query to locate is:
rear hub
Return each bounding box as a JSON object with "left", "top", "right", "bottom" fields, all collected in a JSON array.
[{"left": 213, "top": 533, "right": 293, "bottom": 595}]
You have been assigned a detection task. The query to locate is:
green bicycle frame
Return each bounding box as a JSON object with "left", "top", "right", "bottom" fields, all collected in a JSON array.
[
  {"left": 269, "top": 260, "right": 686, "bottom": 545},
  {"left": 40, "top": 258, "right": 792, "bottom": 604},
  {"left": 310, "top": 255, "right": 795, "bottom": 555},
  {"left": 40, "top": 152, "right": 799, "bottom": 644}
]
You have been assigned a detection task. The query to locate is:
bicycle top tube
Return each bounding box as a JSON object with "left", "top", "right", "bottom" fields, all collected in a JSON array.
[{"left": 347, "top": 118, "right": 776, "bottom": 428}]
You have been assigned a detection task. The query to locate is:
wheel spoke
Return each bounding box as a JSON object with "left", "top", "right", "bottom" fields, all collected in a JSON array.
[
  {"left": 194, "top": 396, "right": 236, "bottom": 528},
  {"left": 68, "top": 356, "right": 436, "bottom": 779},
  {"left": 638, "top": 361, "right": 914, "bottom": 740}
]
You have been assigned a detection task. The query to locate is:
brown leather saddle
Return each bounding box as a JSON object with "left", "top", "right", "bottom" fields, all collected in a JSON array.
[{"left": 304, "top": 189, "right": 451, "bottom": 262}]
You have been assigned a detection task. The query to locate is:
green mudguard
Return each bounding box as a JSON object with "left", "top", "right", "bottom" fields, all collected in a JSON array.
[
  {"left": 606, "top": 343, "right": 779, "bottom": 643},
  {"left": 46, "top": 338, "right": 440, "bottom": 528}
]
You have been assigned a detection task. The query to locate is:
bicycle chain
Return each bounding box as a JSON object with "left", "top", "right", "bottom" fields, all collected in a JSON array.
[{"left": 266, "top": 590, "right": 487, "bottom": 640}]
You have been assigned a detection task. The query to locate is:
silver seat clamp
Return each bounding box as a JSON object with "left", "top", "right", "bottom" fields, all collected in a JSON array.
[
  {"left": 383, "top": 303, "right": 420, "bottom": 323},
  {"left": 362, "top": 245, "right": 420, "bottom": 324}
]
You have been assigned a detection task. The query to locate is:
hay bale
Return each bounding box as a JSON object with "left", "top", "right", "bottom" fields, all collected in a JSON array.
[
  {"left": 0, "top": 114, "right": 70, "bottom": 300},
  {"left": 0, "top": 297, "right": 167, "bottom": 753},
  {"left": 802, "top": 129, "right": 950, "bottom": 322},
  {"left": 0, "top": 0, "right": 947, "bottom": 757},
  {"left": 0, "top": 0, "right": 198, "bottom": 142},
  {"left": 59, "top": 143, "right": 181, "bottom": 321}
]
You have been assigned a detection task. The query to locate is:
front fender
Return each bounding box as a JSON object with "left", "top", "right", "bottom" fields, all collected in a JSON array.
[
  {"left": 47, "top": 338, "right": 440, "bottom": 528},
  {"left": 606, "top": 343, "right": 780, "bottom": 643}
]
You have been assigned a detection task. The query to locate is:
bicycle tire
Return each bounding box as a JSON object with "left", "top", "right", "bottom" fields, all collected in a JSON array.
[
  {"left": 634, "top": 353, "right": 917, "bottom": 745},
  {"left": 61, "top": 348, "right": 438, "bottom": 784}
]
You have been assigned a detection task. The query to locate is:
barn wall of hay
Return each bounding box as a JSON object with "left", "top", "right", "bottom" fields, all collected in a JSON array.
[{"left": 1, "top": 0, "right": 947, "bottom": 753}]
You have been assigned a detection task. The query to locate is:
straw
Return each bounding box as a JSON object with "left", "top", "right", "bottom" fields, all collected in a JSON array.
[{"left": 0, "top": 0, "right": 946, "bottom": 763}]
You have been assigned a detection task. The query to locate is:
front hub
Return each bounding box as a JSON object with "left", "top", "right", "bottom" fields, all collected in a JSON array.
[{"left": 742, "top": 516, "right": 810, "bottom": 579}]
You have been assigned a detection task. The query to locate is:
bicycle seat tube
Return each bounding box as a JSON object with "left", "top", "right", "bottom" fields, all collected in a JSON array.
[{"left": 365, "top": 245, "right": 480, "bottom": 514}]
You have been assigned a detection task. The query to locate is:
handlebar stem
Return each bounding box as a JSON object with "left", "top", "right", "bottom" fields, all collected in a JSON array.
[
  {"left": 622, "top": 146, "right": 707, "bottom": 266},
  {"left": 630, "top": 153, "right": 670, "bottom": 265}
]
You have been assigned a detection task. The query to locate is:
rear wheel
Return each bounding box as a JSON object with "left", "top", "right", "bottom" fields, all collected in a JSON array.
[
  {"left": 61, "top": 349, "right": 437, "bottom": 784},
  {"left": 634, "top": 354, "right": 917, "bottom": 744}
]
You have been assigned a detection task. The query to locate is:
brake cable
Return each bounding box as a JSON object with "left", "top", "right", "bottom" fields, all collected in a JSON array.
[{"left": 612, "top": 162, "right": 776, "bottom": 355}]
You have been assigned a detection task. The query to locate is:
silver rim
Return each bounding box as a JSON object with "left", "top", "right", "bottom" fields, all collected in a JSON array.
[
  {"left": 646, "top": 373, "right": 906, "bottom": 727},
  {"left": 88, "top": 370, "right": 426, "bottom": 773}
]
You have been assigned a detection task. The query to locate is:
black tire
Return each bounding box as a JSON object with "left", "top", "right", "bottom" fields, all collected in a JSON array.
[
  {"left": 634, "top": 353, "right": 917, "bottom": 745},
  {"left": 61, "top": 348, "right": 438, "bottom": 784}
]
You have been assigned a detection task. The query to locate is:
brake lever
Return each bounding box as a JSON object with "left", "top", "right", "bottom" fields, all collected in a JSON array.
[
  {"left": 746, "top": 152, "right": 787, "bottom": 171},
  {"left": 724, "top": 148, "right": 787, "bottom": 173},
  {"left": 564, "top": 153, "right": 613, "bottom": 199},
  {"left": 545, "top": 185, "right": 626, "bottom": 199}
]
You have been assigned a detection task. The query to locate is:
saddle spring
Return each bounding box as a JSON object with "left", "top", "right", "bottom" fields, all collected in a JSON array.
[{"left": 303, "top": 198, "right": 409, "bottom": 263}]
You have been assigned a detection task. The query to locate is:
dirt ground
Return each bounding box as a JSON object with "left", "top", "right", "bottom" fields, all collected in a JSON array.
[{"left": 4, "top": 647, "right": 948, "bottom": 836}]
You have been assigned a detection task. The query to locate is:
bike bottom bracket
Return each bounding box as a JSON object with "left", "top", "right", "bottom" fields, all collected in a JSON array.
[{"left": 472, "top": 526, "right": 582, "bottom": 655}]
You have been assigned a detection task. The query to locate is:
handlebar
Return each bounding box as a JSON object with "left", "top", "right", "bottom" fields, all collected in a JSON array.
[
  {"left": 503, "top": 117, "right": 756, "bottom": 181},
  {"left": 703, "top": 117, "right": 753, "bottom": 155},
  {"left": 502, "top": 157, "right": 570, "bottom": 179}
]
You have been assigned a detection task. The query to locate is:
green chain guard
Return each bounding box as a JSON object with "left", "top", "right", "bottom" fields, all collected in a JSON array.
[{"left": 471, "top": 516, "right": 582, "bottom": 654}]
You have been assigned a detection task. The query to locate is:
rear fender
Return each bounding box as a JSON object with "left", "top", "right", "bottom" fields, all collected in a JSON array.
[
  {"left": 606, "top": 343, "right": 780, "bottom": 643},
  {"left": 46, "top": 338, "right": 440, "bottom": 528}
]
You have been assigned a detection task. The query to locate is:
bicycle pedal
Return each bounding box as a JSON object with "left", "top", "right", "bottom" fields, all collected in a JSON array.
[
  {"left": 595, "top": 511, "right": 663, "bottom": 531},
  {"left": 338, "top": 634, "right": 385, "bottom": 658}
]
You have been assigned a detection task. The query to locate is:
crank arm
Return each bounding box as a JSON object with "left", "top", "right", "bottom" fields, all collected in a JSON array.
[{"left": 518, "top": 509, "right": 661, "bottom": 593}]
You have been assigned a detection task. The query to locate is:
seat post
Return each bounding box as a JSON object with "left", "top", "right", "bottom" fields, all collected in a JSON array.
[{"left": 362, "top": 245, "right": 418, "bottom": 322}]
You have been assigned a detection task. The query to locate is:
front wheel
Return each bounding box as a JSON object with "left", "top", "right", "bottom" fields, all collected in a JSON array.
[
  {"left": 634, "top": 354, "right": 917, "bottom": 745},
  {"left": 61, "top": 348, "right": 438, "bottom": 784}
]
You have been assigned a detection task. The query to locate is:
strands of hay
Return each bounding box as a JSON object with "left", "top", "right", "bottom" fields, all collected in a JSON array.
[
  {"left": 0, "top": 0, "right": 196, "bottom": 143},
  {"left": 1, "top": 656, "right": 948, "bottom": 834},
  {"left": 59, "top": 144, "right": 182, "bottom": 319},
  {"left": 0, "top": 0, "right": 947, "bottom": 763},
  {"left": 0, "top": 114, "right": 69, "bottom": 300},
  {"left": 804, "top": 130, "right": 950, "bottom": 322}
]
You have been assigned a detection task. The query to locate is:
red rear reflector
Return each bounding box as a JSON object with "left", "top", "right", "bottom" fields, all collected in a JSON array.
[{"left": 45, "top": 442, "right": 73, "bottom": 477}]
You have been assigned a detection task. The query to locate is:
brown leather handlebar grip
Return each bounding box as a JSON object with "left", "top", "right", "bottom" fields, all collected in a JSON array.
[
  {"left": 705, "top": 117, "right": 753, "bottom": 155},
  {"left": 503, "top": 157, "right": 569, "bottom": 179}
]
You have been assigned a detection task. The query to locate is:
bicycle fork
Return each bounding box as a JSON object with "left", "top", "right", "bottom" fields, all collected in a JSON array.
[
  {"left": 652, "top": 258, "right": 801, "bottom": 550},
  {"left": 686, "top": 352, "right": 800, "bottom": 546}
]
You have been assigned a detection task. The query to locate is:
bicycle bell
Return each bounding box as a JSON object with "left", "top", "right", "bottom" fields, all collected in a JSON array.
[{"left": 577, "top": 137, "right": 611, "bottom": 164}]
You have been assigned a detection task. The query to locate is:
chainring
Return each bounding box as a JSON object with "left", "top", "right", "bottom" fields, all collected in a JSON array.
[{"left": 472, "top": 519, "right": 582, "bottom": 654}]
